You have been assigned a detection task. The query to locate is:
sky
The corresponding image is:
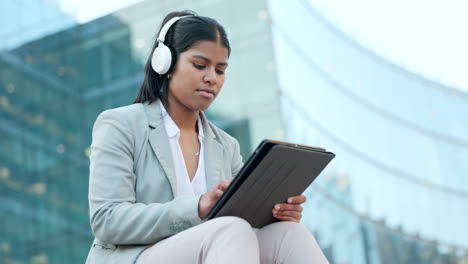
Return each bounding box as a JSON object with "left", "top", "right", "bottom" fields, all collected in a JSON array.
[
  {"left": 53, "top": 0, "right": 468, "bottom": 92},
  {"left": 52, "top": 0, "right": 142, "bottom": 22}
]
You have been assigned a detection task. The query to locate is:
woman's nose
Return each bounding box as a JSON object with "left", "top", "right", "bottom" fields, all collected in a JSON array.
[{"left": 203, "top": 68, "right": 217, "bottom": 84}]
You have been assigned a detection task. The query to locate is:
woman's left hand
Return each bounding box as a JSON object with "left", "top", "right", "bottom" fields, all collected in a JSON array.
[{"left": 272, "top": 195, "right": 306, "bottom": 223}]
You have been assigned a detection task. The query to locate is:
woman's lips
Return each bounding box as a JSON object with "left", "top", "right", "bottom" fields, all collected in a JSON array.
[{"left": 196, "top": 89, "right": 215, "bottom": 99}]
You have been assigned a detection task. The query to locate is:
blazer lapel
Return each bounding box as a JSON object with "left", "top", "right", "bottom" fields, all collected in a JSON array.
[
  {"left": 143, "top": 101, "right": 225, "bottom": 195},
  {"left": 144, "top": 101, "right": 177, "bottom": 197},
  {"left": 201, "top": 112, "right": 224, "bottom": 190}
]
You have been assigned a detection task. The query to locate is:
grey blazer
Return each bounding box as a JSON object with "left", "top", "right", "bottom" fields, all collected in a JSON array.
[{"left": 85, "top": 100, "right": 243, "bottom": 264}]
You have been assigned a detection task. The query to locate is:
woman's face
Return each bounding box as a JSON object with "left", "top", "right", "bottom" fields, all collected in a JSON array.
[{"left": 167, "top": 40, "right": 229, "bottom": 112}]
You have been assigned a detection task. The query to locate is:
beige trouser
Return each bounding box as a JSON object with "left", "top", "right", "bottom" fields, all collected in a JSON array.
[{"left": 136, "top": 216, "right": 329, "bottom": 264}]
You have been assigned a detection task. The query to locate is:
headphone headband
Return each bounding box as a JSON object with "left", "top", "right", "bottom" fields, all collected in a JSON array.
[
  {"left": 157, "top": 15, "right": 190, "bottom": 43},
  {"left": 151, "top": 15, "right": 191, "bottom": 75}
]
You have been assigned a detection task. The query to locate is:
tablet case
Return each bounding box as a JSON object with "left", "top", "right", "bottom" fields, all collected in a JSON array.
[{"left": 207, "top": 140, "right": 335, "bottom": 228}]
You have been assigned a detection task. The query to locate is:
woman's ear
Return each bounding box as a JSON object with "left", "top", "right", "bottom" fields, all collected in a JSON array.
[{"left": 167, "top": 65, "right": 176, "bottom": 79}]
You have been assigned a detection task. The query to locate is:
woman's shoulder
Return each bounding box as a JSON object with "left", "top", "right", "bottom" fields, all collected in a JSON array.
[
  {"left": 93, "top": 103, "right": 147, "bottom": 130},
  {"left": 98, "top": 103, "right": 144, "bottom": 118},
  {"left": 204, "top": 118, "right": 239, "bottom": 147},
  {"left": 204, "top": 119, "right": 243, "bottom": 168}
]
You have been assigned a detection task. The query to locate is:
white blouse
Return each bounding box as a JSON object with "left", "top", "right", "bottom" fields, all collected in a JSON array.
[{"left": 159, "top": 101, "right": 207, "bottom": 197}]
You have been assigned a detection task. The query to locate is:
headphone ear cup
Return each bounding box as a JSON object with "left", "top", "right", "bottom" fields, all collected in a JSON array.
[
  {"left": 168, "top": 45, "right": 177, "bottom": 74},
  {"left": 151, "top": 43, "right": 172, "bottom": 74}
]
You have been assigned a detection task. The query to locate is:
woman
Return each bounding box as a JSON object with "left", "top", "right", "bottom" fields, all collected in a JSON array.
[{"left": 86, "top": 11, "right": 329, "bottom": 264}]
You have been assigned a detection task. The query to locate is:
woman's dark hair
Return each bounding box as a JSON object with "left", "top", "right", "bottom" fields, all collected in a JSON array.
[{"left": 133, "top": 11, "right": 231, "bottom": 105}]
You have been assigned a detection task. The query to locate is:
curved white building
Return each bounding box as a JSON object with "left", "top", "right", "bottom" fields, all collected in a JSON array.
[{"left": 269, "top": 0, "right": 468, "bottom": 262}]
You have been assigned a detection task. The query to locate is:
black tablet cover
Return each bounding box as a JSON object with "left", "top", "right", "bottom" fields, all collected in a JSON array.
[{"left": 207, "top": 140, "right": 335, "bottom": 228}]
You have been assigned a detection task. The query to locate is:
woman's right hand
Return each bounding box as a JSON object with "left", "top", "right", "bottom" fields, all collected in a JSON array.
[{"left": 198, "top": 179, "right": 233, "bottom": 219}]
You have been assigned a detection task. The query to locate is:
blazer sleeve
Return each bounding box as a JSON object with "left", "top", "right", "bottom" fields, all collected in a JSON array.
[
  {"left": 231, "top": 138, "right": 244, "bottom": 178},
  {"left": 88, "top": 109, "right": 203, "bottom": 245}
]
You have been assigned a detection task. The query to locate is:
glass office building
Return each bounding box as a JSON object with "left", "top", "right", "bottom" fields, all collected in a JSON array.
[
  {"left": 0, "top": 0, "right": 280, "bottom": 262},
  {"left": 269, "top": 0, "right": 468, "bottom": 263},
  {"left": 1, "top": 0, "right": 466, "bottom": 263}
]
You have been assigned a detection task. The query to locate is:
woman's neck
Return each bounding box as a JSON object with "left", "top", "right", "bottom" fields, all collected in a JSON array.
[{"left": 162, "top": 99, "right": 199, "bottom": 132}]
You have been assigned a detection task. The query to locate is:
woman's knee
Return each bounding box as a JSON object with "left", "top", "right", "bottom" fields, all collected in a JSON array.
[
  {"left": 263, "top": 221, "right": 316, "bottom": 242},
  {"left": 257, "top": 222, "right": 328, "bottom": 263},
  {"left": 208, "top": 216, "right": 254, "bottom": 234},
  {"left": 275, "top": 221, "right": 310, "bottom": 233},
  {"left": 203, "top": 217, "right": 259, "bottom": 252}
]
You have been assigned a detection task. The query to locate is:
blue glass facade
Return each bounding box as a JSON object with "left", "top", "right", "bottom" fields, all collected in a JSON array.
[{"left": 0, "top": 0, "right": 279, "bottom": 262}]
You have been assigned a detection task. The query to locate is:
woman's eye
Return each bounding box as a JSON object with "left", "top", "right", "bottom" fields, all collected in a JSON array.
[
  {"left": 193, "top": 63, "right": 205, "bottom": 69},
  {"left": 216, "top": 69, "right": 225, "bottom": 75}
]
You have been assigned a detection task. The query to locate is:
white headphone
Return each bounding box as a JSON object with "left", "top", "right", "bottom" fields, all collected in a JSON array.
[{"left": 151, "top": 16, "right": 190, "bottom": 75}]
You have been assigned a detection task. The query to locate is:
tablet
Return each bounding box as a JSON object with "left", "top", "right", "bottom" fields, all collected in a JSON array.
[{"left": 207, "top": 139, "right": 335, "bottom": 228}]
